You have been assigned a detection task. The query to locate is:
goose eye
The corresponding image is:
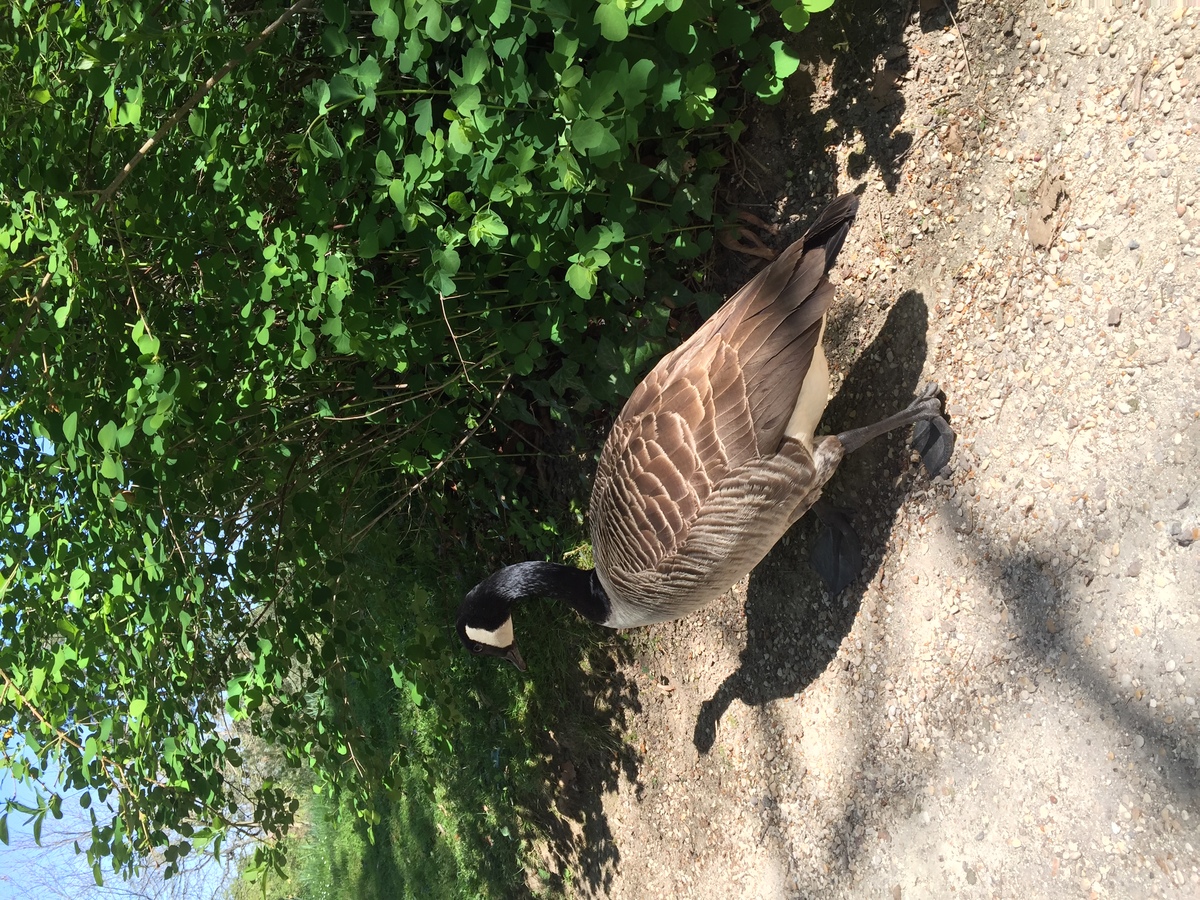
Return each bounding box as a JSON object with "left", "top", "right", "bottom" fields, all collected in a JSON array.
[{"left": 472, "top": 642, "right": 484, "bottom": 653}]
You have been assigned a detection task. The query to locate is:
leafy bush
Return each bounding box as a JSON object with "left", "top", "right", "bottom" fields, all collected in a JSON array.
[{"left": 1, "top": 0, "right": 837, "bottom": 883}]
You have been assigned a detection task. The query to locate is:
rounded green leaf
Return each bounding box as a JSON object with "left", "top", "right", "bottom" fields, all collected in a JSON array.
[
  {"left": 100, "top": 454, "right": 125, "bottom": 481},
  {"left": 566, "top": 263, "right": 595, "bottom": 298},
  {"left": 569, "top": 119, "right": 606, "bottom": 152},
  {"left": 375, "top": 150, "right": 394, "bottom": 178},
  {"left": 771, "top": 40, "right": 802, "bottom": 79},
  {"left": 98, "top": 421, "right": 118, "bottom": 452},
  {"left": 781, "top": 6, "right": 811, "bottom": 31},
  {"left": 595, "top": 3, "right": 629, "bottom": 41},
  {"left": 371, "top": 0, "right": 399, "bottom": 40}
]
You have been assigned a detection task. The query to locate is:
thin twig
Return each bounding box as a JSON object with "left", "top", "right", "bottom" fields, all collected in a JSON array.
[
  {"left": 110, "top": 204, "right": 145, "bottom": 318},
  {"left": 95, "top": 0, "right": 315, "bottom": 214},
  {"left": 942, "top": 0, "right": 973, "bottom": 80},
  {"left": 348, "top": 375, "right": 513, "bottom": 546},
  {"left": 439, "top": 292, "right": 476, "bottom": 390}
]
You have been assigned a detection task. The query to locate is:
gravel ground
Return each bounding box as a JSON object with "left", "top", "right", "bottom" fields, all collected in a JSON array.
[{"left": 537, "top": 2, "right": 1200, "bottom": 898}]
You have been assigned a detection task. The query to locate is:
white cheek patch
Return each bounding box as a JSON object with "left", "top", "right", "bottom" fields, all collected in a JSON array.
[{"left": 465, "top": 617, "right": 514, "bottom": 648}]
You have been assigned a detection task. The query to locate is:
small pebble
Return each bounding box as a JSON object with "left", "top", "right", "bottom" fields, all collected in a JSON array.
[
  {"left": 1108, "top": 306, "right": 1122, "bottom": 326},
  {"left": 1178, "top": 329, "right": 1192, "bottom": 350},
  {"left": 1127, "top": 238, "right": 1140, "bottom": 250}
]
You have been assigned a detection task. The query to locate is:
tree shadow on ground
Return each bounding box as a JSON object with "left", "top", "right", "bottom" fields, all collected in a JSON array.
[
  {"left": 694, "top": 289, "right": 933, "bottom": 751},
  {"left": 990, "top": 546, "right": 1200, "bottom": 810},
  {"left": 724, "top": 0, "right": 917, "bottom": 228},
  {"left": 829, "top": 529, "right": 1200, "bottom": 884}
]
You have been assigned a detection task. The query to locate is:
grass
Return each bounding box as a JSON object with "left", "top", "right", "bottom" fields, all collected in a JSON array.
[{"left": 225, "top": 519, "right": 635, "bottom": 900}]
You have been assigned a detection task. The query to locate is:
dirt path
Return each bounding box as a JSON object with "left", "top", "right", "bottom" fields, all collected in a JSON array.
[{"left": 544, "top": 1, "right": 1200, "bottom": 897}]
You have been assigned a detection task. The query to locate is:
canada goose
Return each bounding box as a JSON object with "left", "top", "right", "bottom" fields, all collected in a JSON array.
[{"left": 458, "top": 194, "right": 953, "bottom": 670}]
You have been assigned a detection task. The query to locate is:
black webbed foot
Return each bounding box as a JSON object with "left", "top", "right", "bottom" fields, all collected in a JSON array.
[{"left": 912, "top": 414, "right": 955, "bottom": 477}]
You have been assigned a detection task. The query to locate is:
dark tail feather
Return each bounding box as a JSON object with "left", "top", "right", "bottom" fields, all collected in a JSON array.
[{"left": 802, "top": 193, "right": 860, "bottom": 273}]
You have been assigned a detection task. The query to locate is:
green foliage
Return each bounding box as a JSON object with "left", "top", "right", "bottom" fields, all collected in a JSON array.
[{"left": 1, "top": 0, "right": 838, "bottom": 885}]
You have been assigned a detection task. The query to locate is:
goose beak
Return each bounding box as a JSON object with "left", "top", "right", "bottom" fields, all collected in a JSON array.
[{"left": 502, "top": 643, "right": 527, "bottom": 672}]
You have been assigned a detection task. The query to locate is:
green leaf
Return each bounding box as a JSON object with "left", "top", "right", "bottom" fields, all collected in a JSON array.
[
  {"left": 594, "top": 3, "right": 629, "bottom": 41},
  {"left": 0, "top": 814, "right": 7, "bottom": 846},
  {"left": 98, "top": 421, "right": 118, "bottom": 452},
  {"left": 804, "top": 0, "right": 836, "bottom": 11},
  {"left": 570, "top": 119, "right": 606, "bottom": 152},
  {"left": 375, "top": 150, "right": 394, "bottom": 178},
  {"left": 490, "top": 0, "right": 511, "bottom": 25},
  {"left": 781, "top": 6, "right": 810, "bottom": 31},
  {"left": 560, "top": 66, "right": 584, "bottom": 89},
  {"left": 389, "top": 178, "right": 407, "bottom": 211},
  {"left": 452, "top": 83, "right": 481, "bottom": 113},
  {"left": 566, "top": 263, "right": 595, "bottom": 298},
  {"left": 771, "top": 40, "right": 802, "bottom": 79},
  {"left": 371, "top": 0, "right": 399, "bottom": 41},
  {"left": 717, "top": 5, "right": 757, "bottom": 44},
  {"left": 468, "top": 210, "right": 509, "bottom": 248},
  {"left": 137, "top": 330, "right": 160, "bottom": 358},
  {"left": 445, "top": 192, "right": 469, "bottom": 216},
  {"left": 100, "top": 454, "right": 124, "bottom": 481},
  {"left": 448, "top": 120, "right": 473, "bottom": 154},
  {"left": 461, "top": 45, "right": 488, "bottom": 84},
  {"left": 142, "top": 412, "right": 165, "bottom": 436},
  {"left": 62, "top": 411, "right": 78, "bottom": 442}
]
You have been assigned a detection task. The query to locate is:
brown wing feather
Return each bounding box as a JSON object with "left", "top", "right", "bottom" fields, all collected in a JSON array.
[{"left": 590, "top": 194, "right": 859, "bottom": 581}]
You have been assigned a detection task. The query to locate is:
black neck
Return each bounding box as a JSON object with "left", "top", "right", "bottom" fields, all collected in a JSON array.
[{"left": 460, "top": 561, "right": 612, "bottom": 626}]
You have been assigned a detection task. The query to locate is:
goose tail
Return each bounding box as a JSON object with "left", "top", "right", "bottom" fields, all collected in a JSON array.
[{"left": 802, "top": 193, "right": 860, "bottom": 273}]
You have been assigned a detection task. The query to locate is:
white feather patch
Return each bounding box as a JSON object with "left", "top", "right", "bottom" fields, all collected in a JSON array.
[
  {"left": 465, "top": 618, "right": 514, "bottom": 648},
  {"left": 784, "top": 315, "right": 830, "bottom": 450}
]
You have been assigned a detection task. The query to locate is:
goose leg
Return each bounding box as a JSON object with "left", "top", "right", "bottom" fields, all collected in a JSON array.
[
  {"left": 836, "top": 382, "right": 946, "bottom": 456},
  {"left": 810, "top": 384, "right": 956, "bottom": 593}
]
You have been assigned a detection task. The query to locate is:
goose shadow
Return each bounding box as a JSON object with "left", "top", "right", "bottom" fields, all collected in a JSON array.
[
  {"left": 694, "top": 289, "right": 935, "bottom": 751},
  {"left": 524, "top": 618, "right": 643, "bottom": 896}
]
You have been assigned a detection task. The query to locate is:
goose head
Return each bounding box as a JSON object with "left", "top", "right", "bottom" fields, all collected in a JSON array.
[
  {"left": 457, "top": 561, "right": 609, "bottom": 670},
  {"left": 456, "top": 581, "right": 526, "bottom": 670}
]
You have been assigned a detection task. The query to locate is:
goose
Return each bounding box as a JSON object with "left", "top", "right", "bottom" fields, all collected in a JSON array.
[{"left": 458, "top": 193, "right": 953, "bottom": 670}]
